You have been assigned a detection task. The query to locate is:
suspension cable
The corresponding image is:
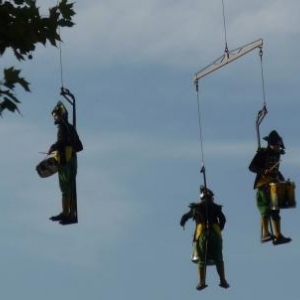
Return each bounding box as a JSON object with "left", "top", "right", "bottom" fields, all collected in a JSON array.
[
  {"left": 256, "top": 47, "right": 268, "bottom": 149},
  {"left": 195, "top": 81, "right": 212, "bottom": 276},
  {"left": 259, "top": 48, "right": 267, "bottom": 107},
  {"left": 56, "top": 0, "right": 64, "bottom": 88},
  {"left": 58, "top": 34, "right": 65, "bottom": 88},
  {"left": 221, "top": 0, "right": 229, "bottom": 57},
  {"left": 195, "top": 81, "right": 206, "bottom": 174}
]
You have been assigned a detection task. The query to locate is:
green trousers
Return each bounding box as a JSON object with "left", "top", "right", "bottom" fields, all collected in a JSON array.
[
  {"left": 256, "top": 186, "right": 280, "bottom": 220},
  {"left": 58, "top": 157, "right": 77, "bottom": 198},
  {"left": 196, "top": 229, "right": 223, "bottom": 268}
]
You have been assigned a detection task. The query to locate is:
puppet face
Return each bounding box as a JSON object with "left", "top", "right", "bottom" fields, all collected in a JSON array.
[
  {"left": 51, "top": 101, "right": 68, "bottom": 124},
  {"left": 52, "top": 112, "right": 62, "bottom": 124}
]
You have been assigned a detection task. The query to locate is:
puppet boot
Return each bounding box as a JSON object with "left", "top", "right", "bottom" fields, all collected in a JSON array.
[
  {"left": 59, "top": 196, "right": 71, "bottom": 224},
  {"left": 196, "top": 267, "right": 207, "bottom": 291},
  {"left": 60, "top": 196, "right": 77, "bottom": 225},
  {"left": 49, "top": 212, "right": 64, "bottom": 221},
  {"left": 216, "top": 262, "right": 229, "bottom": 289},
  {"left": 272, "top": 219, "right": 291, "bottom": 245},
  {"left": 49, "top": 198, "right": 66, "bottom": 221}
]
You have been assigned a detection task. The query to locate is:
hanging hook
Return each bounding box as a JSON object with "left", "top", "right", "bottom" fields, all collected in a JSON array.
[
  {"left": 60, "top": 87, "right": 76, "bottom": 128},
  {"left": 256, "top": 105, "right": 268, "bottom": 149},
  {"left": 256, "top": 45, "right": 268, "bottom": 149},
  {"left": 200, "top": 164, "right": 207, "bottom": 191},
  {"left": 259, "top": 47, "right": 263, "bottom": 59},
  {"left": 225, "top": 43, "right": 229, "bottom": 59},
  {"left": 195, "top": 79, "right": 199, "bottom": 93}
]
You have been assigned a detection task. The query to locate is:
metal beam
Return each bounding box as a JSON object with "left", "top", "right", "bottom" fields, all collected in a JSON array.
[{"left": 194, "top": 38, "right": 263, "bottom": 83}]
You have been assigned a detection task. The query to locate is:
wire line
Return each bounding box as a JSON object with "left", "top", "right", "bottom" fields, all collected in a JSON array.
[
  {"left": 259, "top": 48, "right": 266, "bottom": 107},
  {"left": 58, "top": 27, "right": 64, "bottom": 88},
  {"left": 221, "top": 0, "right": 229, "bottom": 54},
  {"left": 195, "top": 81, "right": 206, "bottom": 173}
]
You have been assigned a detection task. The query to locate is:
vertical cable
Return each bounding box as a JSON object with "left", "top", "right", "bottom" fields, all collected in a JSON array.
[
  {"left": 221, "top": 0, "right": 229, "bottom": 56},
  {"left": 56, "top": 0, "right": 64, "bottom": 88},
  {"left": 259, "top": 48, "right": 266, "bottom": 107},
  {"left": 58, "top": 26, "right": 64, "bottom": 88},
  {"left": 195, "top": 80, "right": 205, "bottom": 171},
  {"left": 195, "top": 80, "right": 211, "bottom": 279}
]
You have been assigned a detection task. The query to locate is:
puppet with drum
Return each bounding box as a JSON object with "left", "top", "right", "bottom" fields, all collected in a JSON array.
[
  {"left": 36, "top": 101, "right": 82, "bottom": 225},
  {"left": 249, "top": 130, "right": 295, "bottom": 245}
]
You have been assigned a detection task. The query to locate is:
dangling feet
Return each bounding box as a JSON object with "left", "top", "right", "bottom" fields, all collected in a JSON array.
[
  {"left": 49, "top": 212, "right": 77, "bottom": 225},
  {"left": 49, "top": 212, "right": 64, "bottom": 221},
  {"left": 261, "top": 234, "right": 274, "bottom": 243},
  {"left": 196, "top": 283, "right": 208, "bottom": 291},
  {"left": 219, "top": 280, "right": 230, "bottom": 289},
  {"left": 59, "top": 214, "right": 77, "bottom": 225},
  {"left": 272, "top": 219, "right": 291, "bottom": 245},
  {"left": 273, "top": 235, "right": 292, "bottom": 245}
]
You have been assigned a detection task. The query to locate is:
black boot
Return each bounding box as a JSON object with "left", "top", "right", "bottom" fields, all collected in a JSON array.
[
  {"left": 273, "top": 235, "right": 292, "bottom": 245},
  {"left": 49, "top": 212, "right": 64, "bottom": 221}
]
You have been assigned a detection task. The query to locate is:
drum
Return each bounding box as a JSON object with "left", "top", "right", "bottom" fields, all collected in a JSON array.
[
  {"left": 36, "top": 157, "right": 58, "bottom": 178},
  {"left": 269, "top": 181, "right": 296, "bottom": 210}
]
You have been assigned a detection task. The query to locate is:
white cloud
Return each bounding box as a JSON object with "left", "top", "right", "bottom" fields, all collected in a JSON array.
[
  {"left": 4, "top": 0, "right": 300, "bottom": 71},
  {"left": 57, "top": 0, "right": 300, "bottom": 69},
  {"left": 229, "top": 1, "right": 300, "bottom": 41}
]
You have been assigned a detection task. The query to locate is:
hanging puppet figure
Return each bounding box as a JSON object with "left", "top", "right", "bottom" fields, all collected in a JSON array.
[
  {"left": 249, "top": 130, "right": 292, "bottom": 245},
  {"left": 48, "top": 101, "right": 82, "bottom": 224},
  {"left": 180, "top": 186, "right": 229, "bottom": 291}
]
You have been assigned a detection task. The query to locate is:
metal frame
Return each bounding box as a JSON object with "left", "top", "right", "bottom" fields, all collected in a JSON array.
[{"left": 194, "top": 39, "right": 263, "bottom": 83}]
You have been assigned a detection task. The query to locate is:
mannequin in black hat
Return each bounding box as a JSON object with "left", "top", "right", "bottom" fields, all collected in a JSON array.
[
  {"left": 249, "top": 130, "right": 291, "bottom": 245},
  {"left": 48, "top": 101, "right": 77, "bottom": 224}
]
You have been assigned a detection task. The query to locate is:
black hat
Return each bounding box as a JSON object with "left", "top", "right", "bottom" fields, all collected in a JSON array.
[
  {"left": 200, "top": 185, "right": 214, "bottom": 200},
  {"left": 263, "top": 130, "right": 285, "bottom": 148}
]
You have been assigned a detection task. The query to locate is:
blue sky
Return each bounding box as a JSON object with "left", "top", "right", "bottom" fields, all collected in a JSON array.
[{"left": 1, "top": 0, "right": 300, "bottom": 299}]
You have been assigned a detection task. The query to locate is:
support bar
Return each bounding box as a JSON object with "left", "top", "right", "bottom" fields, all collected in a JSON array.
[{"left": 194, "top": 39, "right": 263, "bottom": 83}]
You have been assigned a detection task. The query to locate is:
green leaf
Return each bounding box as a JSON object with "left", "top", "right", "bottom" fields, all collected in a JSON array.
[{"left": 0, "top": 0, "right": 75, "bottom": 115}]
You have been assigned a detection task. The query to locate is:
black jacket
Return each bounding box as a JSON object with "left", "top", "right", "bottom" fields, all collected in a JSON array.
[
  {"left": 180, "top": 200, "right": 226, "bottom": 230},
  {"left": 249, "top": 147, "right": 284, "bottom": 189},
  {"left": 49, "top": 122, "right": 73, "bottom": 165}
]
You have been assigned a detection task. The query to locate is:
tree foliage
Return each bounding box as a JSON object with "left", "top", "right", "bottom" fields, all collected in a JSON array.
[{"left": 0, "top": 0, "right": 75, "bottom": 115}]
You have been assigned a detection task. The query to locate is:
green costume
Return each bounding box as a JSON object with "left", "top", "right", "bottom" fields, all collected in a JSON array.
[
  {"left": 180, "top": 187, "right": 229, "bottom": 290},
  {"left": 249, "top": 130, "right": 291, "bottom": 245}
]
